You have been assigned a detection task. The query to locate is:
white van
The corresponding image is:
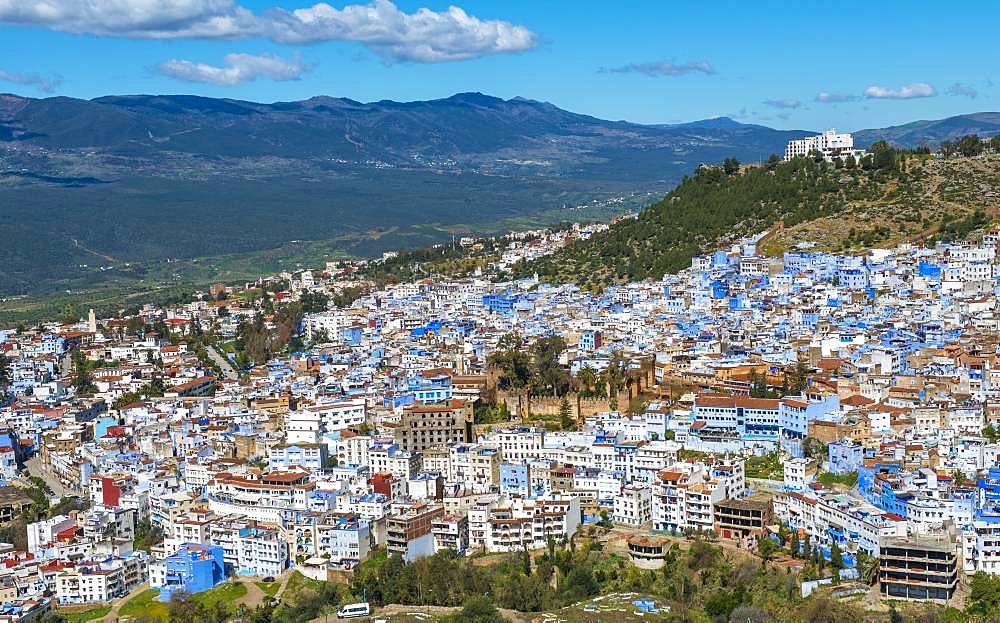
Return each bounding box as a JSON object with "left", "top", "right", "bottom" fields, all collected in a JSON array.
[{"left": 337, "top": 602, "right": 371, "bottom": 619}]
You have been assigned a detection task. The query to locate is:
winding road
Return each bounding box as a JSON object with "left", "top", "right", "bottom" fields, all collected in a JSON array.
[{"left": 206, "top": 344, "right": 239, "bottom": 380}]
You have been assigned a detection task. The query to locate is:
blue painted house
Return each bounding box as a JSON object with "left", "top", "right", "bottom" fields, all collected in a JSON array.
[{"left": 152, "top": 543, "right": 226, "bottom": 601}]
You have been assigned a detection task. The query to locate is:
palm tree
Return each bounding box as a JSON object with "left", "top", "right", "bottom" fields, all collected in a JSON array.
[
  {"left": 856, "top": 551, "right": 879, "bottom": 586},
  {"left": 577, "top": 365, "right": 597, "bottom": 397}
]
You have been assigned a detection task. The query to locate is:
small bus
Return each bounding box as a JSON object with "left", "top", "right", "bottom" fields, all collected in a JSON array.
[{"left": 336, "top": 602, "right": 371, "bottom": 619}]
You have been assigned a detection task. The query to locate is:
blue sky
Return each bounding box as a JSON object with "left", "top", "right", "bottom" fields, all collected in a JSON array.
[{"left": 0, "top": 0, "right": 997, "bottom": 131}]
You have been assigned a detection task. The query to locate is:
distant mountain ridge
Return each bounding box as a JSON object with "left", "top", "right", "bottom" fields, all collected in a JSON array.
[
  {"left": 660, "top": 116, "right": 772, "bottom": 131},
  {"left": 0, "top": 91, "right": 811, "bottom": 177},
  {"left": 855, "top": 112, "right": 1000, "bottom": 147}
]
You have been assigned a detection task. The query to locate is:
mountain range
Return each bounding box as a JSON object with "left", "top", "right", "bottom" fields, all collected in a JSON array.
[
  {"left": 0, "top": 91, "right": 812, "bottom": 182},
  {"left": 0, "top": 90, "right": 996, "bottom": 300},
  {"left": 854, "top": 112, "right": 1000, "bottom": 147}
]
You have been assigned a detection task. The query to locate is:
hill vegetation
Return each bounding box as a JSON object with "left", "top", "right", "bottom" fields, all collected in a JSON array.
[{"left": 518, "top": 139, "right": 1000, "bottom": 291}]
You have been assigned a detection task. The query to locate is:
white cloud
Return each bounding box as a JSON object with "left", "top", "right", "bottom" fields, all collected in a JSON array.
[
  {"left": 762, "top": 98, "right": 801, "bottom": 109},
  {"left": 0, "top": 0, "right": 537, "bottom": 63},
  {"left": 0, "top": 0, "right": 257, "bottom": 38},
  {"left": 947, "top": 83, "right": 978, "bottom": 99},
  {"left": 863, "top": 82, "right": 937, "bottom": 99},
  {"left": 262, "top": 1, "right": 537, "bottom": 62},
  {"left": 602, "top": 60, "right": 715, "bottom": 77},
  {"left": 0, "top": 69, "right": 61, "bottom": 93},
  {"left": 815, "top": 91, "right": 859, "bottom": 104},
  {"left": 156, "top": 52, "right": 306, "bottom": 85}
]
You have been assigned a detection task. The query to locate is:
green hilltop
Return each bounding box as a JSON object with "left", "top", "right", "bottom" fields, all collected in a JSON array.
[{"left": 516, "top": 137, "right": 1000, "bottom": 291}]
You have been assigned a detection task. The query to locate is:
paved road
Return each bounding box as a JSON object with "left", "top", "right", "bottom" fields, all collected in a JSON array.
[
  {"left": 60, "top": 350, "right": 73, "bottom": 379},
  {"left": 24, "top": 456, "right": 72, "bottom": 498},
  {"left": 207, "top": 344, "right": 239, "bottom": 380},
  {"left": 315, "top": 604, "right": 531, "bottom": 623}
]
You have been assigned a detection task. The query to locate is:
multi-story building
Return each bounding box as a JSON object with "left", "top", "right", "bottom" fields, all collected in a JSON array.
[
  {"left": 713, "top": 497, "right": 773, "bottom": 540},
  {"left": 385, "top": 501, "right": 445, "bottom": 561},
  {"left": 879, "top": 533, "right": 959, "bottom": 603},
  {"left": 316, "top": 513, "right": 372, "bottom": 567},
  {"left": 268, "top": 443, "right": 329, "bottom": 473},
  {"left": 199, "top": 517, "right": 290, "bottom": 578},
  {"left": 336, "top": 434, "right": 373, "bottom": 468},
  {"left": 394, "top": 400, "right": 473, "bottom": 452},
  {"left": 613, "top": 485, "right": 652, "bottom": 527},
  {"left": 55, "top": 554, "right": 147, "bottom": 604},
  {"left": 0, "top": 488, "right": 33, "bottom": 523},
  {"left": 207, "top": 471, "right": 316, "bottom": 523},
  {"left": 450, "top": 444, "right": 500, "bottom": 486},
  {"left": 149, "top": 543, "right": 225, "bottom": 602},
  {"left": 828, "top": 440, "right": 864, "bottom": 475},
  {"left": 774, "top": 489, "right": 908, "bottom": 556},
  {"left": 431, "top": 514, "right": 469, "bottom": 554},
  {"left": 784, "top": 129, "right": 862, "bottom": 162},
  {"left": 369, "top": 443, "right": 421, "bottom": 481},
  {"left": 482, "top": 427, "right": 546, "bottom": 463},
  {"left": 483, "top": 495, "right": 580, "bottom": 553},
  {"left": 26, "top": 516, "right": 77, "bottom": 553}
]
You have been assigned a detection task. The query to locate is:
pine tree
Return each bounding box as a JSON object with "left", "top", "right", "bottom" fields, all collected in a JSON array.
[
  {"left": 0, "top": 354, "right": 10, "bottom": 395},
  {"left": 558, "top": 397, "right": 574, "bottom": 430},
  {"left": 830, "top": 540, "right": 844, "bottom": 571}
]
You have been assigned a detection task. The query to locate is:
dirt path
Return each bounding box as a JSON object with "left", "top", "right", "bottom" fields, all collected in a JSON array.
[
  {"left": 101, "top": 581, "right": 149, "bottom": 622},
  {"left": 234, "top": 579, "right": 269, "bottom": 609},
  {"left": 273, "top": 572, "right": 293, "bottom": 601},
  {"left": 72, "top": 238, "right": 118, "bottom": 263},
  {"left": 232, "top": 571, "right": 294, "bottom": 611}
]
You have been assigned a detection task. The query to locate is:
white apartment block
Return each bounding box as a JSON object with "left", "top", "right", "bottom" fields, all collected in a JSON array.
[
  {"left": 54, "top": 556, "right": 147, "bottom": 604},
  {"left": 481, "top": 427, "right": 546, "bottom": 463},
  {"left": 774, "top": 490, "right": 907, "bottom": 556},
  {"left": 369, "top": 445, "right": 421, "bottom": 480},
  {"left": 614, "top": 485, "right": 652, "bottom": 527},
  {"left": 482, "top": 495, "right": 580, "bottom": 553},
  {"left": 27, "top": 515, "right": 77, "bottom": 553},
  {"left": 963, "top": 520, "right": 1000, "bottom": 576},
  {"left": 784, "top": 129, "right": 863, "bottom": 162},
  {"left": 209, "top": 521, "right": 288, "bottom": 577},
  {"left": 317, "top": 515, "right": 371, "bottom": 565},
  {"left": 337, "top": 434, "right": 374, "bottom": 468},
  {"left": 207, "top": 472, "right": 315, "bottom": 523}
]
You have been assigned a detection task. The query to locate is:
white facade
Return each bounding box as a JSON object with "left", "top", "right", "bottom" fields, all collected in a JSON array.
[
  {"left": 784, "top": 129, "right": 861, "bottom": 162},
  {"left": 613, "top": 485, "right": 652, "bottom": 526}
]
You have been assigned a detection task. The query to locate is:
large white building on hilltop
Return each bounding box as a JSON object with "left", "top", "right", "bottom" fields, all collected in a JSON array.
[{"left": 784, "top": 128, "right": 864, "bottom": 161}]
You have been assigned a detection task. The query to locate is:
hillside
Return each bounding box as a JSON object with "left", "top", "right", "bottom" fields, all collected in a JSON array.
[
  {"left": 518, "top": 151, "right": 1000, "bottom": 291},
  {"left": 0, "top": 91, "right": 812, "bottom": 297}
]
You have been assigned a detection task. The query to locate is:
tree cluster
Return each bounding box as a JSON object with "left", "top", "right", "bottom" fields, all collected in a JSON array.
[
  {"left": 488, "top": 333, "right": 571, "bottom": 398},
  {"left": 940, "top": 134, "right": 998, "bottom": 157}
]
